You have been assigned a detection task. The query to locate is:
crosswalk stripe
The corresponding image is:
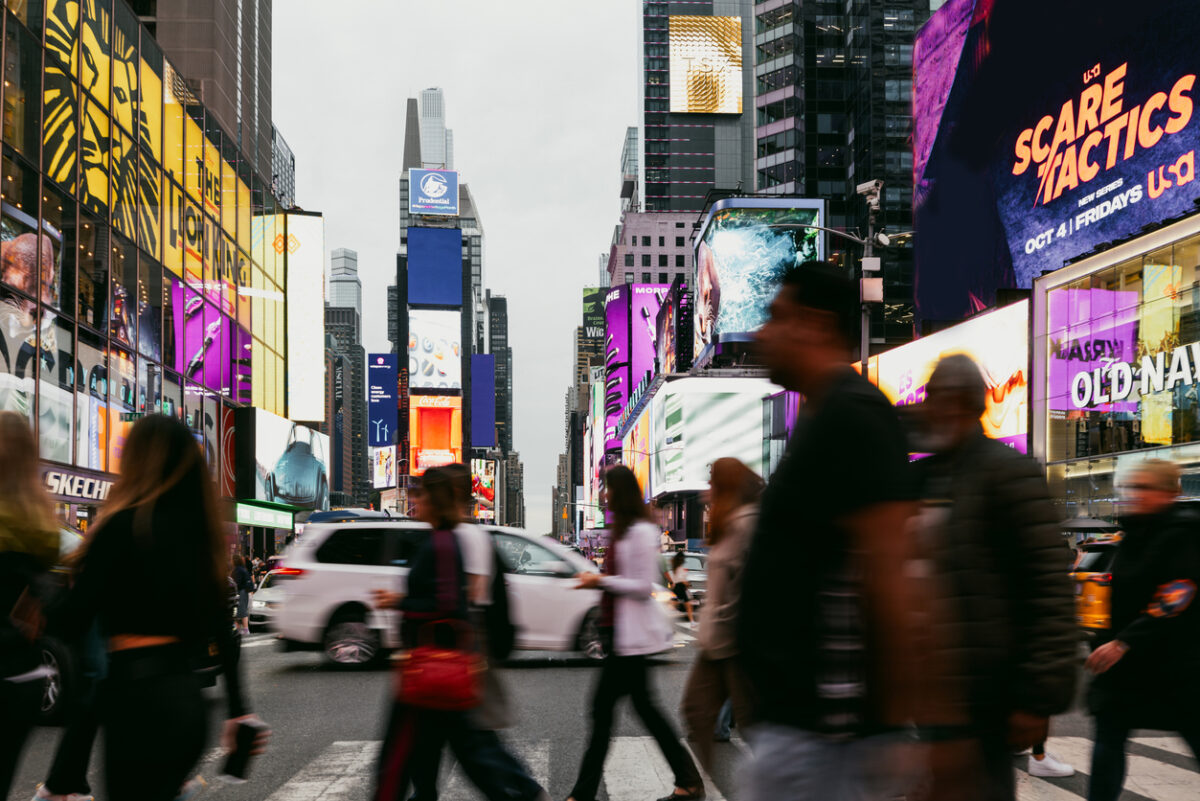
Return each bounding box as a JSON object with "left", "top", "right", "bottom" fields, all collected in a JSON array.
[
  {"left": 1132, "top": 736, "right": 1196, "bottom": 760},
  {"left": 1015, "top": 769, "right": 1087, "bottom": 801},
  {"left": 262, "top": 740, "right": 381, "bottom": 801},
  {"left": 604, "top": 736, "right": 726, "bottom": 801},
  {"left": 440, "top": 738, "right": 551, "bottom": 798},
  {"left": 1047, "top": 736, "right": 1200, "bottom": 801}
]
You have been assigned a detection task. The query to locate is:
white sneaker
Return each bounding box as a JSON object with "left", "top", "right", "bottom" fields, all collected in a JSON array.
[
  {"left": 32, "top": 786, "right": 94, "bottom": 801},
  {"left": 1028, "top": 751, "right": 1075, "bottom": 778}
]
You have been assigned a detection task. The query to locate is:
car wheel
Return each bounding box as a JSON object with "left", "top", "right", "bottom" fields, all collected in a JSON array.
[
  {"left": 576, "top": 608, "right": 607, "bottom": 661},
  {"left": 38, "top": 637, "right": 74, "bottom": 725},
  {"left": 323, "top": 609, "right": 381, "bottom": 668}
]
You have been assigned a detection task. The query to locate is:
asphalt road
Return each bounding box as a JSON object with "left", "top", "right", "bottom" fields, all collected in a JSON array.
[{"left": 8, "top": 630, "right": 1198, "bottom": 801}]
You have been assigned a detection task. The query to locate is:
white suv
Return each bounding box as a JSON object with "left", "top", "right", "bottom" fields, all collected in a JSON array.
[{"left": 271, "top": 521, "right": 606, "bottom": 665}]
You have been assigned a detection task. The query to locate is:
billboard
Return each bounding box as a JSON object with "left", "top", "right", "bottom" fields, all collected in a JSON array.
[
  {"left": 471, "top": 458, "right": 497, "bottom": 522},
  {"left": 408, "top": 309, "right": 462, "bottom": 390},
  {"left": 471, "top": 354, "right": 496, "bottom": 448},
  {"left": 631, "top": 284, "right": 669, "bottom": 385},
  {"left": 284, "top": 213, "right": 326, "bottom": 421},
  {"left": 668, "top": 16, "right": 743, "bottom": 114},
  {"left": 408, "top": 227, "right": 463, "bottom": 306},
  {"left": 868, "top": 301, "right": 1031, "bottom": 452},
  {"left": 693, "top": 199, "right": 825, "bottom": 354},
  {"left": 604, "top": 285, "right": 631, "bottom": 451},
  {"left": 622, "top": 403, "right": 654, "bottom": 502},
  {"left": 651, "top": 377, "right": 777, "bottom": 496},
  {"left": 368, "top": 353, "right": 399, "bottom": 447},
  {"left": 409, "top": 395, "right": 463, "bottom": 476},
  {"left": 409, "top": 168, "right": 460, "bottom": 216},
  {"left": 583, "top": 287, "right": 605, "bottom": 338},
  {"left": 253, "top": 409, "right": 330, "bottom": 510},
  {"left": 656, "top": 278, "right": 694, "bottom": 375},
  {"left": 914, "top": 0, "right": 1200, "bottom": 323},
  {"left": 1048, "top": 289, "right": 1140, "bottom": 415},
  {"left": 372, "top": 446, "right": 397, "bottom": 489}
]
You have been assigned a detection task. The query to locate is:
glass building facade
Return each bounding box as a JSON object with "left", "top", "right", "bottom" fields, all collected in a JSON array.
[
  {"left": 1032, "top": 215, "right": 1200, "bottom": 520},
  {"left": 0, "top": 0, "right": 287, "bottom": 487}
]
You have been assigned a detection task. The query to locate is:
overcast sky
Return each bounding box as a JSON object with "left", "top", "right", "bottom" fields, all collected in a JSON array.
[{"left": 273, "top": 2, "right": 640, "bottom": 532}]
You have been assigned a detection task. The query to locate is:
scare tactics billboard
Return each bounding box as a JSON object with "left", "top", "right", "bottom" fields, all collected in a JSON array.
[{"left": 913, "top": 0, "right": 1200, "bottom": 323}]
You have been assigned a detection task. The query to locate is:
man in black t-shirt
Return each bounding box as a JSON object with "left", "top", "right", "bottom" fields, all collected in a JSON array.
[{"left": 738, "top": 262, "right": 922, "bottom": 800}]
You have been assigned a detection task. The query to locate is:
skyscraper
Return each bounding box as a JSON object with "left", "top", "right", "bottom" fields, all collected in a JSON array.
[
  {"left": 325, "top": 306, "right": 369, "bottom": 506},
  {"left": 138, "top": 0, "right": 275, "bottom": 180},
  {"left": 752, "top": 1, "right": 930, "bottom": 345},
  {"left": 329, "top": 248, "right": 363, "bottom": 328},
  {"left": 641, "top": 0, "right": 757, "bottom": 212},
  {"left": 488, "top": 293, "right": 513, "bottom": 455},
  {"left": 419, "top": 87, "right": 455, "bottom": 169},
  {"left": 272, "top": 123, "right": 296, "bottom": 208}
]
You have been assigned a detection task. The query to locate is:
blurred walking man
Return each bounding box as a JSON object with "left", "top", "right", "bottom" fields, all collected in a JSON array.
[
  {"left": 739, "top": 262, "right": 921, "bottom": 800},
  {"left": 913, "top": 354, "right": 1077, "bottom": 800}
]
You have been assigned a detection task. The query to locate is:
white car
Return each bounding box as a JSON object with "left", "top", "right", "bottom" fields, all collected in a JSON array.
[
  {"left": 271, "top": 521, "right": 605, "bottom": 665},
  {"left": 249, "top": 570, "right": 293, "bottom": 630}
]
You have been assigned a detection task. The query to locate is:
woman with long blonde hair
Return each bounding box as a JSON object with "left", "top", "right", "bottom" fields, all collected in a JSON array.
[
  {"left": 56, "top": 415, "right": 266, "bottom": 800},
  {"left": 0, "top": 412, "right": 60, "bottom": 797},
  {"left": 680, "top": 457, "right": 764, "bottom": 772}
]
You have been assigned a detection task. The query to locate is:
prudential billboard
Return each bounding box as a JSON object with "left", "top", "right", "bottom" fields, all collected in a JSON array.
[
  {"left": 368, "top": 353, "right": 399, "bottom": 448},
  {"left": 409, "top": 169, "right": 460, "bottom": 216}
]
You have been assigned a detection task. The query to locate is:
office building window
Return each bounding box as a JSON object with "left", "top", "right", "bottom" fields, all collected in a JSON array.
[
  {"left": 625, "top": 253, "right": 634, "bottom": 267},
  {"left": 885, "top": 80, "right": 912, "bottom": 102},
  {"left": 658, "top": 236, "right": 664, "bottom": 247},
  {"left": 675, "top": 237, "right": 684, "bottom": 247},
  {"left": 641, "top": 272, "right": 651, "bottom": 283},
  {"left": 676, "top": 222, "right": 685, "bottom": 228},
  {"left": 642, "top": 254, "right": 651, "bottom": 267},
  {"left": 676, "top": 254, "right": 685, "bottom": 268},
  {"left": 658, "top": 272, "right": 668, "bottom": 284},
  {"left": 624, "top": 272, "right": 633, "bottom": 284},
  {"left": 656, "top": 254, "right": 666, "bottom": 267},
  {"left": 641, "top": 236, "right": 650, "bottom": 246}
]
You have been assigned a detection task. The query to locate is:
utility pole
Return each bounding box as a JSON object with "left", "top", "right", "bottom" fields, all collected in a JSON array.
[{"left": 857, "top": 180, "right": 885, "bottom": 366}]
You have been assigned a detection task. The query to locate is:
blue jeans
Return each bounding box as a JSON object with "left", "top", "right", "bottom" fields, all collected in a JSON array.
[
  {"left": 744, "top": 724, "right": 915, "bottom": 801},
  {"left": 714, "top": 699, "right": 733, "bottom": 739}
]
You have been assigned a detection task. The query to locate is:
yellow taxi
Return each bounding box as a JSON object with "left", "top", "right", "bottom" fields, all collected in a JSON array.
[{"left": 1071, "top": 536, "right": 1121, "bottom": 631}]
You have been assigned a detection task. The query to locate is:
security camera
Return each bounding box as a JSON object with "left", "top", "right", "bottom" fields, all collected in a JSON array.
[{"left": 856, "top": 179, "right": 884, "bottom": 196}]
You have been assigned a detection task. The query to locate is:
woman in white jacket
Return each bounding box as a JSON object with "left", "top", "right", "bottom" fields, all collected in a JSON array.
[{"left": 568, "top": 466, "right": 704, "bottom": 801}]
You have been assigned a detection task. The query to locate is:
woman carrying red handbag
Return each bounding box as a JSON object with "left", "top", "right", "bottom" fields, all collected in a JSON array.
[{"left": 372, "top": 467, "right": 545, "bottom": 801}]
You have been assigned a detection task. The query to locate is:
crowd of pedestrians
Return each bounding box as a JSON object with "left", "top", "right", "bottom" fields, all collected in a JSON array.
[{"left": 4, "top": 262, "right": 1200, "bottom": 801}]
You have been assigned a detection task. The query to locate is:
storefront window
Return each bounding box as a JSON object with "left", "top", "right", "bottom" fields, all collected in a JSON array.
[
  {"left": 161, "top": 368, "right": 180, "bottom": 418},
  {"left": 136, "top": 254, "right": 161, "bottom": 362},
  {"left": 75, "top": 327, "right": 107, "bottom": 471},
  {"left": 3, "top": 18, "right": 42, "bottom": 158},
  {"left": 109, "top": 232, "right": 136, "bottom": 350},
  {"left": 43, "top": 182, "right": 74, "bottom": 315},
  {"left": 39, "top": 314, "right": 73, "bottom": 462},
  {"left": 76, "top": 212, "right": 106, "bottom": 330}
]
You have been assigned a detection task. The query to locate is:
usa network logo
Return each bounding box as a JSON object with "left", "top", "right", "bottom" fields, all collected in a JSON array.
[{"left": 409, "top": 168, "right": 459, "bottom": 216}]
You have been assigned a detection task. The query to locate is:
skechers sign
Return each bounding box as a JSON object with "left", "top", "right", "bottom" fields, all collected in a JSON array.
[
  {"left": 409, "top": 169, "right": 460, "bottom": 216},
  {"left": 42, "top": 468, "right": 113, "bottom": 502},
  {"left": 1070, "top": 342, "right": 1200, "bottom": 408}
]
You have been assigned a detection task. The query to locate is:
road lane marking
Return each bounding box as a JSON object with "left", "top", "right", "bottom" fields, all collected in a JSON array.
[
  {"left": 262, "top": 740, "right": 381, "bottom": 801},
  {"left": 441, "top": 738, "right": 550, "bottom": 796},
  {"left": 1047, "top": 736, "right": 1199, "bottom": 801},
  {"left": 1132, "top": 736, "right": 1196, "bottom": 760},
  {"left": 1014, "top": 769, "right": 1086, "bottom": 801},
  {"left": 605, "top": 736, "right": 725, "bottom": 801}
]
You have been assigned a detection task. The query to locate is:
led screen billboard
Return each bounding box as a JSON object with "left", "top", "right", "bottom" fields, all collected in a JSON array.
[
  {"left": 372, "top": 445, "right": 397, "bottom": 489},
  {"left": 253, "top": 409, "right": 330, "bottom": 510},
  {"left": 656, "top": 278, "right": 694, "bottom": 375},
  {"left": 668, "top": 16, "right": 743, "bottom": 114},
  {"left": 284, "top": 213, "right": 326, "bottom": 421},
  {"left": 471, "top": 354, "right": 496, "bottom": 448},
  {"left": 694, "top": 199, "right": 825, "bottom": 355},
  {"left": 583, "top": 287, "right": 605, "bottom": 338},
  {"left": 622, "top": 403, "right": 654, "bottom": 501},
  {"left": 604, "top": 285, "right": 630, "bottom": 451},
  {"left": 651, "top": 377, "right": 777, "bottom": 496},
  {"left": 409, "top": 169, "right": 460, "bottom": 216},
  {"left": 409, "top": 395, "right": 463, "bottom": 476},
  {"left": 408, "top": 227, "right": 463, "bottom": 306},
  {"left": 913, "top": 0, "right": 1200, "bottom": 323},
  {"left": 408, "top": 309, "right": 462, "bottom": 390},
  {"left": 471, "top": 458, "right": 497, "bottom": 522},
  {"left": 368, "top": 353, "right": 399, "bottom": 447},
  {"left": 868, "top": 301, "right": 1031, "bottom": 452},
  {"left": 631, "top": 284, "right": 669, "bottom": 385}
]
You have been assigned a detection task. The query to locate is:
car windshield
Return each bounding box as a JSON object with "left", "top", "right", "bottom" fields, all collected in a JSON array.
[
  {"left": 683, "top": 556, "right": 705, "bottom": 572},
  {"left": 259, "top": 572, "right": 298, "bottom": 590},
  {"left": 1075, "top": 548, "right": 1117, "bottom": 573}
]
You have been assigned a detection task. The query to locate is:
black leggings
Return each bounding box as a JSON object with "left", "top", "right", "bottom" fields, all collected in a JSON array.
[
  {"left": 101, "top": 648, "right": 208, "bottom": 801},
  {"left": 570, "top": 654, "right": 701, "bottom": 801},
  {"left": 1088, "top": 716, "right": 1200, "bottom": 801}
]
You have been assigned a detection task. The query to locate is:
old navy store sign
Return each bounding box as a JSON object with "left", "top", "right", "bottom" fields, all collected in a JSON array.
[
  {"left": 42, "top": 468, "right": 114, "bottom": 502},
  {"left": 1071, "top": 342, "right": 1200, "bottom": 407}
]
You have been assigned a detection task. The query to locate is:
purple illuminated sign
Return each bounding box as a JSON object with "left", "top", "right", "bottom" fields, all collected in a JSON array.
[
  {"left": 1048, "top": 288, "right": 1140, "bottom": 412},
  {"left": 172, "top": 282, "right": 234, "bottom": 394},
  {"left": 631, "top": 284, "right": 668, "bottom": 386}
]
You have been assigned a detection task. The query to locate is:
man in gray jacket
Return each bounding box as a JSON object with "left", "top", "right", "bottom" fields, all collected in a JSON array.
[{"left": 914, "top": 354, "right": 1078, "bottom": 800}]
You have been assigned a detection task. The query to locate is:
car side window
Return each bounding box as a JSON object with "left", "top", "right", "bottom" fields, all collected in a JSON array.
[
  {"left": 388, "top": 528, "right": 429, "bottom": 567},
  {"left": 314, "top": 528, "right": 386, "bottom": 566},
  {"left": 493, "top": 533, "right": 572, "bottom": 577}
]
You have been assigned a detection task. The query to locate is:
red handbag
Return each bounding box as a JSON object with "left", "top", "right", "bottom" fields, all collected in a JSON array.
[{"left": 395, "top": 619, "right": 484, "bottom": 711}]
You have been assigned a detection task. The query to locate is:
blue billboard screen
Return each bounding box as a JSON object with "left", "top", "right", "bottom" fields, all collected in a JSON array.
[
  {"left": 368, "top": 353, "right": 399, "bottom": 448},
  {"left": 408, "top": 227, "right": 463, "bottom": 306},
  {"left": 914, "top": 0, "right": 1200, "bottom": 323},
  {"left": 409, "top": 168, "right": 460, "bottom": 216},
  {"left": 471, "top": 354, "right": 496, "bottom": 448}
]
